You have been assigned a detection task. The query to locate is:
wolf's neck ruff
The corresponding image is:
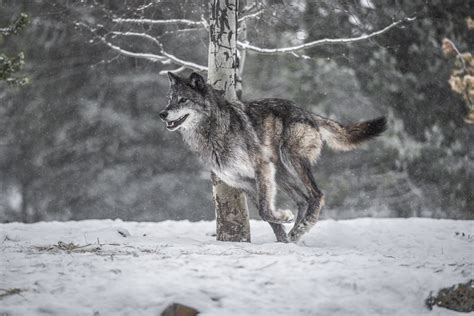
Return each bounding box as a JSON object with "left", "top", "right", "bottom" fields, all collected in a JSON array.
[{"left": 180, "top": 99, "right": 248, "bottom": 169}]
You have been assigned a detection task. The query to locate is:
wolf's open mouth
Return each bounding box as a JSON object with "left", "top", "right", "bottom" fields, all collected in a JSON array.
[{"left": 166, "top": 114, "right": 189, "bottom": 130}]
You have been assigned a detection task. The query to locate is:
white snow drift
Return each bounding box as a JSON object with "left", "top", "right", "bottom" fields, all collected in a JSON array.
[{"left": 1, "top": 218, "right": 472, "bottom": 315}]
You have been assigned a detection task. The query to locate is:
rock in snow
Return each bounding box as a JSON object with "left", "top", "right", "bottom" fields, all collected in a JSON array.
[
  {"left": 0, "top": 218, "right": 472, "bottom": 315},
  {"left": 161, "top": 303, "right": 199, "bottom": 316}
]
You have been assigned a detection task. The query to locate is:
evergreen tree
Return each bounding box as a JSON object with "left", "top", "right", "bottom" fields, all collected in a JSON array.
[{"left": 0, "top": 13, "right": 29, "bottom": 86}]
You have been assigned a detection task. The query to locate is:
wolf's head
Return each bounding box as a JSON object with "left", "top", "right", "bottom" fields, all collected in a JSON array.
[{"left": 160, "top": 72, "right": 215, "bottom": 132}]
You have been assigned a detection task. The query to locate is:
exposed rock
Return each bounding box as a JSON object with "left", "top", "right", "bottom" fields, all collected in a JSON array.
[
  {"left": 426, "top": 280, "right": 474, "bottom": 313},
  {"left": 161, "top": 303, "right": 199, "bottom": 316}
]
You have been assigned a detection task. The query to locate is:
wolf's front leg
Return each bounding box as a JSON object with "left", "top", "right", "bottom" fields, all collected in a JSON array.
[{"left": 255, "top": 160, "right": 294, "bottom": 224}]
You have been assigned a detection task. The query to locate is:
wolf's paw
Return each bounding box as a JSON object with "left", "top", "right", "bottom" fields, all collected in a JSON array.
[
  {"left": 276, "top": 209, "right": 294, "bottom": 223},
  {"left": 288, "top": 222, "right": 309, "bottom": 243},
  {"left": 288, "top": 230, "right": 301, "bottom": 243}
]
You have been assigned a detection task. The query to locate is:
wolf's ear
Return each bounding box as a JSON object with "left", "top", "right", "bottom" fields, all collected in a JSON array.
[
  {"left": 168, "top": 72, "right": 179, "bottom": 85},
  {"left": 189, "top": 72, "right": 206, "bottom": 92}
]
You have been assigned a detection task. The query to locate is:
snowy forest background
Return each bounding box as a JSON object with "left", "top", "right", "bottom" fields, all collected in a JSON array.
[{"left": 0, "top": 0, "right": 472, "bottom": 223}]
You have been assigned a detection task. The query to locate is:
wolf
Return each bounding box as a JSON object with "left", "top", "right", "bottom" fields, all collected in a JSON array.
[{"left": 160, "top": 72, "right": 386, "bottom": 243}]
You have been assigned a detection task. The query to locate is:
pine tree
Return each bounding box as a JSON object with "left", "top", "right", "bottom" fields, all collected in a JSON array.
[{"left": 0, "top": 13, "right": 29, "bottom": 86}]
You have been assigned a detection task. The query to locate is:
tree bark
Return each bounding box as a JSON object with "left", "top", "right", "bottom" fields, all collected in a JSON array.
[{"left": 208, "top": 0, "right": 251, "bottom": 242}]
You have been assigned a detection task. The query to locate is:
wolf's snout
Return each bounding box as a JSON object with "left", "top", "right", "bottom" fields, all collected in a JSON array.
[{"left": 159, "top": 111, "right": 168, "bottom": 120}]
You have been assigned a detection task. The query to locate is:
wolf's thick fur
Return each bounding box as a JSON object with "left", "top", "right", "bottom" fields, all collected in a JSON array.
[{"left": 160, "top": 72, "right": 387, "bottom": 242}]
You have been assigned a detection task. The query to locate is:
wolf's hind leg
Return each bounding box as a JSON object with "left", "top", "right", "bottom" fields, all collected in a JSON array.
[
  {"left": 288, "top": 158, "right": 325, "bottom": 243},
  {"left": 244, "top": 188, "right": 289, "bottom": 243},
  {"left": 276, "top": 162, "right": 309, "bottom": 227},
  {"left": 255, "top": 160, "right": 294, "bottom": 224},
  {"left": 269, "top": 223, "right": 289, "bottom": 243}
]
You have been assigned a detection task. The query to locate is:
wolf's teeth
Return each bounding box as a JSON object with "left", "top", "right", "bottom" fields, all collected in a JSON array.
[{"left": 165, "top": 113, "right": 189, "bottom": 130}]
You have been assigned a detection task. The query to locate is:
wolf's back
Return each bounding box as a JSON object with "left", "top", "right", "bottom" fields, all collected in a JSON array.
[{"left": 315, "top": 116, "right": 387, "bottom": 151}]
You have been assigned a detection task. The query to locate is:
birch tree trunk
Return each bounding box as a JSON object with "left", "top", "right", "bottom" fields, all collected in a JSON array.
[{"left": 208, "top": 0, "right": 251, "bottom": 242}]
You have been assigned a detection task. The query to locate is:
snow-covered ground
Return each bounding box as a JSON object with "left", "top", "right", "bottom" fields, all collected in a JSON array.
[{"left": 1, "top": 218, "right": 472, "bottom": 315}]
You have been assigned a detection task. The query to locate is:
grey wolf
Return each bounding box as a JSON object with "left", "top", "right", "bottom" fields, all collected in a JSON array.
[{"left": 160, "top": 72, "right": 386, "bottom": 243}]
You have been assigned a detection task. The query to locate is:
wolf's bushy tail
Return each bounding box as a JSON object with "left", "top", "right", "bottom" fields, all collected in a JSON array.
[{"left": 315, "top": 116, "right": 387, "bottom": 151}]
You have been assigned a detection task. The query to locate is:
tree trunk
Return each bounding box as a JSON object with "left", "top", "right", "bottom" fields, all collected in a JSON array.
[{"left": 208, "top": 0, "right": 251, "bottom": 242}]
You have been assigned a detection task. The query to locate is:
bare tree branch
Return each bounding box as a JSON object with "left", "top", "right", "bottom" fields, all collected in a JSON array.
[
  {"left": 110, "top": 31, "right": 161, "bottom": 47},
  {"left": 158, "top": 66, "right": 186, "bottom": 75},
  {"left": 77, "top": 23, "right": 207, "bottom": 73},
  {"left": 136, "top": 3, "right": 154, "bottom": 11},
  {"left": 112, "top": 17, "right": 206, "bottom": 27},
  {"left": 241, "top": 1, "right": 259, "bottom": 14},
  {"left": 84, "top": 11, "right": 411, "bottom": 74},
  {"left": 443, "top": 38, "right": 468, "bottom": 73},
  {"left": 160, "top": 51, "right": 207, "bottom": 72},
  {"left": 159, "top": 27, "right": 208, "bottom": 39},
  {"left": 100, "top": 38, "right": 168, "bottom": 63},
  {"left": 101, "top": 38, "right": 167, "bottom": 62},
  {"left": 238, "top": 9, "right": 265, "bottom": 23},
  {"left": 109, "top": 31, "right": 207, "bottom": 72},
  {"left": 237, "top": 17, "right": 415, "bottom": 55},
  {"left": 77, "top": 23, "right": 168, "bottom": 62}
]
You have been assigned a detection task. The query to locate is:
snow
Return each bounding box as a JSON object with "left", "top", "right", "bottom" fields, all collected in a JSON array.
[{"left": 1, "top": 218, "right": 472, "bottom": 315}]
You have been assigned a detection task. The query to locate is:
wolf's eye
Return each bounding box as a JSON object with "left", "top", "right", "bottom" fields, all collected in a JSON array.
[{"left": 178, "top": 97, "right": 188, "bottom": 103}]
